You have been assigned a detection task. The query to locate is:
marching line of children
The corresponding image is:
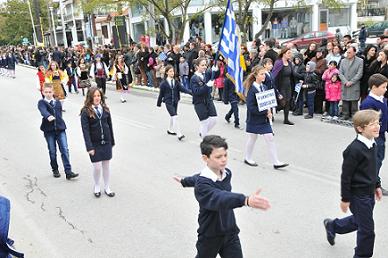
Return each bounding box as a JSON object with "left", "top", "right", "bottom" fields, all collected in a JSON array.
[{"left": 0, "top": 52, "right": 17, "bottom": 78}]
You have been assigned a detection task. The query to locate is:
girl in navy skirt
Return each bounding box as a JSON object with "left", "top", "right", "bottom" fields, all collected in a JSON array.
[
  {"left": 244, "top": 66, "right": 289, "bottom": 169},
  {"left": 81, "top": 87, "right": 116, "bottom": 198},
  {"left": 190, "top": 58, "right": 218, "bottom": 138},
  {"left": 157, "top": 65, "right": 191, "bottom": 141}
]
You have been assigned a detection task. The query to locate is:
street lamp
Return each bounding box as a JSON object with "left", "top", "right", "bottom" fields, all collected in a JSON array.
[
  {"left": 49, "top": 6, "right": 58, "bottom": 46},
  {"left": 59, "top": 0, "right": 68, "bottom": 48}
]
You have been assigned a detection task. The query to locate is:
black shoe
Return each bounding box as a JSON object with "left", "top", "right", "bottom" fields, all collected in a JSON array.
[
  {"left": 167, "top": 130, "right": 177, "bottom": 135},
  {"left": 225, "top": 117, "right": 230, "bottom": 123},
  {"left": 304, "top": 114, "right": 313, "bottom": 119},
  {"left": 104, "top": 190, "right": 115, "bottom": 197},
  {"left": 178, "top": 135, "right": 185, "bottom": 141},
  {"left": 342, "top": 116, "right": 350, "bottom": 121},
  {"left": 65, "top": 172, "right": 79, "bottom": 180},
  {"left": 323, "top": 219, "right": 335, "bottom": 246},
  {"left": 94, "top": 192, "right": 101, "bottom": 198},
  {"left": 234, "top": 124, "right": 241, "bottom": 129},
  {"left": 53, "top": 170, "right": 60, "bottom": 178},
  {"left": 283, "top": 120, "right": 294, "bottom": 125},
  {"left": 244, "top": 160, "right": 258, "bottom": 167},
  {"left": 292, "top": 112, "right": 302, "bottom": 116},
  {"left": 381, "top": 187, "right": 388, "bottom": 196},
  {"left": 274, "top": 163, "right": 289, "bottom": 169}
]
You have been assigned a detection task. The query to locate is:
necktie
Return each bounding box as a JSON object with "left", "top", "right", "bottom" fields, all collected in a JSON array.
[
  {"left": 49, "top": 100, "right": 54, "bottom": 107},
  {"left": 171, "top": 80, "right": 174, "bottom": 88},
  {"left": 95, "top": 107, "right": 101, "bottom": 117}
]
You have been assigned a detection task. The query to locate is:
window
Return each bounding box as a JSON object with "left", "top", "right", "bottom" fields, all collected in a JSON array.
[
  {"left": 303, "top": 33, "right": 314, "bottom": 39},
  {"left": 328, "top": 8, "right": 350, "bottom": 27},
  {"left": 102, "top": 25, "right": 109, "bottom": 39},
  {"left": 316, "top": 31, "right": 327, "bottom": 37}
]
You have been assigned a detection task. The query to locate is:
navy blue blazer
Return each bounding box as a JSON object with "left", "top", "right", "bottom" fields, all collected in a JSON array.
[
  {"left": 246, "top": 84, "right": 270, "bottom": 126},
  {"left": 157, "top": 79, "right": 191, "bottom": 106},
  {"left": 223, "top": 77, "right": 239, "bottom": 103},
  {"left": 37, "top": 99, "right": 67, "bottom": 133},
  {"left": 190, "top": 69, "right": 219, "bottom": 105},
  {"left": 80, "top": 108, "right": 115, "bottom": 151},
  {"left": 0, "top": 58, "right": 7, "bottom": 68},
  {"left": 6, "top": 55, "right": 17, "bottom": 70}
]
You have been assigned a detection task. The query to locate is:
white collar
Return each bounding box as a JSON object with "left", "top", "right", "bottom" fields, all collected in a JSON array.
[
  {"left": 357, "top": 134, "right": 375, "bottom": 149},
  {"left": 93, "top": 104, "right": 103, "bottom": 112},
  {"left": 369, "top": 92, "right": 384, "bottom": 103},
  {"left": 199, "top": 166, "right": 227, "bottom": 182},
  {"left": 195, "top": 71, "right": 204, "bottom": 78},
  {"left": 253, "top": 81, "right": 264, "bottom": 91}
]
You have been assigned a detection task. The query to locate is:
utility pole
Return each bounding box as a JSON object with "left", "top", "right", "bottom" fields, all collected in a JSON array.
[
  {"left": 26, "top": 0, "right": 38, "bottom": 46},
  {"left": 49, "top": 6, "right": 58, "bottom": 46},
  {"left": 59, "top": 0, "right": 68, "bottom": 47}
]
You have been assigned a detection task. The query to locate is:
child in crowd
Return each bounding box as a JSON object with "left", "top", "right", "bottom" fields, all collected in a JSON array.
[
  {"left": 299, "top": 61, "right": 319, "bottom": 119},
  {"left": 223, "top": 75, "right": 241, "bottom": 129},
  {"left": 157, "top": 65, "right": 191, "bottom": 141},
  {"left": 155, "top": 58, "right": 166, "bottom": 87},
  {"left": 322, "top": 60, "right": 341, "bottom": 119},
  {"left": 37, "top": 83, "right": 78, "bottom": 180},
  {"left": 65, "top": 62, "right": 78, "bottom": 94},
  {"left": 360, "top": 73, "right": 388, "bottom": 196},
  {"left": 214, "top": 59, "right": 225, "bottom": 101},
  {"left": 244, "top": 66, "right": 289, "bottom": 169},
  {"left": 324, "top": 109, "right": 383, "bottom": 258},
  {"left": 174, "top": 135, "right": 271, "bottom": 258},
  {"left": 179, "top": 56, "right": 189, "bottom": 90}
]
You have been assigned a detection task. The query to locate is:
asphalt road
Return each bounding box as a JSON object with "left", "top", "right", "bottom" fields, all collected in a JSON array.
[{"left": 0, "top": 65, "right": 387, "bottom": 258}]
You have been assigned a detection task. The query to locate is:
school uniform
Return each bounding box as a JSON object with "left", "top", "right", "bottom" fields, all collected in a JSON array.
[
  {"left": 181, "top": 167, "right": 245, "bottom": 258},
  {"left": 80, "top": 106, "right": 115, "bottom": 163},
  {"left": 37, "top": 98, "right": 72, "bottom": 174},
  {"left": 246, "top": 82, "right": 273, "bottom": 135},
  {"left": 190, "top": 71, "right": 217, "bottom": 121},
  {"left": 326, "top": 135, "right": 380, "bottom": 258},
  {"left": 157, "top": 78, "right": 191, "bottom": 116},
  {"left": 223, "top": 77, "right": 240, "bottom": 127},
  {"left": 360, "top": 94, "right": 388, "bottom": 174}
]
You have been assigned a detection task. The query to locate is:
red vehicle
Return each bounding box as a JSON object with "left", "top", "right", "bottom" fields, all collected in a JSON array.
[{"left": 281, "top": 31, "right": 336, "bottom": 49}]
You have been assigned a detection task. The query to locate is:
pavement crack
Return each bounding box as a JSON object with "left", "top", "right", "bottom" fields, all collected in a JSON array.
[
  {"left": 40, "top": 202, "right": 46, "bottom": 211},
  {"left": 56, "top": 207, "right": 94, "bottom": 244},
  {"left": 23, "top": 175, "right": 35, "bottom": 204}
]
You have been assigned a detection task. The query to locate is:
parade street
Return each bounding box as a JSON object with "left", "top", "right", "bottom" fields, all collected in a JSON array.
[{"left": 0, "top": 65, "right": 387, "bottom": 258}]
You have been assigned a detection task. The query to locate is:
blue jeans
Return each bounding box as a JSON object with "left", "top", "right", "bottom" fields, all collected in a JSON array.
[
  {"left": 180, "top": 75, "right": 189, "bottom": 90},
  {"left": 146, "top": 70, "right": 154, "bottom": 87},
  {"left": 44, "top": 131, "right": 72, "bottom": 173},
  {"left": 306, "top": 90, "right": 316, "bottom": 116},
  {"left": 329, "top": 101, "right": 339, "bottom": 117},
  {"left": 375, "top": 135, "right": 385, "bottom": 174}
]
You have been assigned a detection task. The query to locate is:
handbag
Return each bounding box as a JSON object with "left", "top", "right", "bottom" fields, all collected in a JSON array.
[{"left": 79, "top": 79, "right": 91, "bottom": 89}]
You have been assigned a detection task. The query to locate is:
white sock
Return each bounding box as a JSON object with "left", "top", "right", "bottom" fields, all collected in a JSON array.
[
  {"left": 245, "top": 133, "right": 257, "bottom": 162},
  {"left": 263, "top": 133, "right": 281, "bottom": 165},
  {"left": 199, "top": 119, "right": 209, "bottom": 138},
  {"left": 92, "top": 162, "right": 102, "bottom": 193},
  {"left": 102, "top": 160, "right": 112, "bottom": 193},
  {"left": 120, "top": 92, "right": 126, "bottom": 101},
  {"left": 172, "top": 115, "right": 183, "bottom": 137},
  {"left": 207, "top": 116, "right": 217, "bottom": 133},
  {"left": 168, "top": 117, "right": 174, "bottom": 132}
]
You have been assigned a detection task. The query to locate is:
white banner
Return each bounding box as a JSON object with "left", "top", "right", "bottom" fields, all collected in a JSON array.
[{"left": 255, "top": 89, "right": 278, "bottom": 112}]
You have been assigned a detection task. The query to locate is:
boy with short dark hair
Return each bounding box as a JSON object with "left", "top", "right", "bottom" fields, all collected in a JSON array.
[
  {"left": 323, "top": 110, "right": 383, "bottom": 258},
  {"left": 174, "top": 135, "right": 270, "bottom": 258},
  {"left": 37, "top": 83, "right": 78, "bottom": 180},
  {"left": 360, "top": 73, "right": 388, "bottom": 196}
]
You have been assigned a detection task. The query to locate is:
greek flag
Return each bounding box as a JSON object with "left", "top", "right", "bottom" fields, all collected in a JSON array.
[{"left": 218, "top": 0, "right": 243, "bottom": 93}]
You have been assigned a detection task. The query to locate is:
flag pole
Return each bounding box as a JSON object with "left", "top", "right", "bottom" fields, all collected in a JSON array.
[{"left": 214, "top": 0, "right": 231, "bottom": 65}]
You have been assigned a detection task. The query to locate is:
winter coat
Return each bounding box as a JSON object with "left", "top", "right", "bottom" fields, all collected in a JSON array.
[
  {"left": 339, "top": 56, "right": 364, "bottom": 101},
  {"left": 325, "top": 80, "right": 341, "bottom": 101}
]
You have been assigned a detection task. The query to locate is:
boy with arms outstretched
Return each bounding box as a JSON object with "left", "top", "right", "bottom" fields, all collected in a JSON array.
[{"left": 174, "top": 135, "right": 270, "bottom": 258}]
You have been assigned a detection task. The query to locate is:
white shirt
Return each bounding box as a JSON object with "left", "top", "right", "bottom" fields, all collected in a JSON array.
[
  {"left": 93, "top": 104, "right": 103, "bottom": 116},
  {"left": 253, "top": 81, "right": 265, "bottom": 92},
  {"left": 199, "top": 166, "right": 228, "bottom": 182},
  {"left": 369, "top": 92, "right": 384, "bottom": 103},
  {"left": 167, "top": 77, "right": 175, "bottom": 87},
  {"left": 195, "top": 71, "right": 204, "bottom": 80},
  {"left": 357, "top": 134, "right": 375, "bottom": 149}
]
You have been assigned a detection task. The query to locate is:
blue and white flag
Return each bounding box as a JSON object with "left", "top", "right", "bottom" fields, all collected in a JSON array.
[{"left": 218, "top": 0, "right": 244, "bottom": 94}]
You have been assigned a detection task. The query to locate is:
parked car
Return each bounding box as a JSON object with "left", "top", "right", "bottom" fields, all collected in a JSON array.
[
  {"left": 353, "top": 21, "right": 388, "bottom": 38},
  {"left": 281, "top": 31, "right": 336, "bottom": 49}
]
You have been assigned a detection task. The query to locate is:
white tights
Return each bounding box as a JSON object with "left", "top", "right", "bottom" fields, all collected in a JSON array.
[
  {"left": 92, "top": 160, "right": 112, "bottom": 193},
  {"left": 168, "top": 115, "right": 183, "bottom": 137},
  {"left": 199, "top": 117, "right": 217, "bottom": 138},
  {"left": 245, "top": 133, "right": 282, "bottom": 165}
]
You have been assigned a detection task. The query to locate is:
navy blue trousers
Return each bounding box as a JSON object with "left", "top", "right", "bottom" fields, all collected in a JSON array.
[
  {"left": 225, "top": 102, "right": 239, "bottom": 126},
  {"left": 330, "top": 194, "right": 375, "bottom": 258},
  {"left": 195, "top": 234, "right": 243, "bottom": 258}
]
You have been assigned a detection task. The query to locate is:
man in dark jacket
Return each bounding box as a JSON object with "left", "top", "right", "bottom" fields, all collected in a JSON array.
[
  {"left": 263, "top": 38, "right": 279, "bottom": 64},
  {"left": 359, "top": 24, "right": 368, "bottom": 52}
]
